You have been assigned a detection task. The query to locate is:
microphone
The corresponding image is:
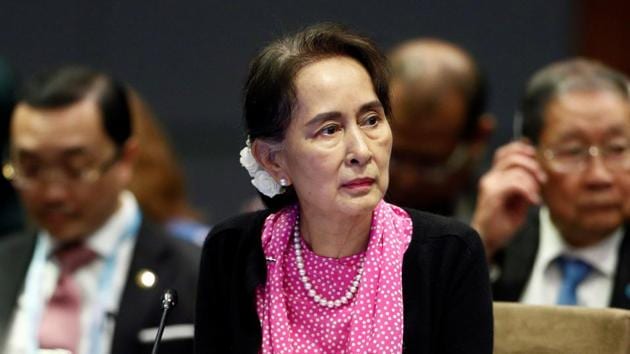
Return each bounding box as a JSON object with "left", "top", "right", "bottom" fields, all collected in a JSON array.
[{"left": 151, "top": 289, "right": 178, "bottom": 354}]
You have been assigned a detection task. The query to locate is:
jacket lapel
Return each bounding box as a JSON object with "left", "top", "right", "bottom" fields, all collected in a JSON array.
[
  {"left": 610, "top": 224, "right": 630, "bottom": 309},
  {"left": 235, "top": 210, "right": 268, "bottom": 352},
  {"left": 111, "top": 221, "right": 166, "bottom": 353},
  {"left": 492, "top": 210, "right": 540, "bottom": 302},
  {"left": 0, "top": 232, "right": 37, "bottom": 348}
]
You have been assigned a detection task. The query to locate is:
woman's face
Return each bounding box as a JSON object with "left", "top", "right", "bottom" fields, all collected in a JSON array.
[{"left": 275, "top": 56, "right": 392, "bottom": 218}]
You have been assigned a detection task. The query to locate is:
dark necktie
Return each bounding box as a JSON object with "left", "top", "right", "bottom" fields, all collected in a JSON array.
[
  {"left": 38, "top": 243, "right": 98, "bottom": 353},
  {"left": 555, "top": 256, "right": 593, "bottom": 306}
]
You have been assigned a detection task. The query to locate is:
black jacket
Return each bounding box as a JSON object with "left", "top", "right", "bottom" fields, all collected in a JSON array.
[
  {"left": 0, "top": 220, "right": 200, "bottom": 354},
  {"left": 195, "top": 208, "right": 493, "bottom": 353},
  {"left": 492, "top": 211, "right": 630, "bottom": 309}
]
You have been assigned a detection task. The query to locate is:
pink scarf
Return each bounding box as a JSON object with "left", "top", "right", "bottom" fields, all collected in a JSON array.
[{"left": 256, "top": 200, "right": 413, "bottom": 353}]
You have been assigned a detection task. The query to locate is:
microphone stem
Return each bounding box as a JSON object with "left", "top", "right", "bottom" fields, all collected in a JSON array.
[{"left": 151, "top": 307, "right": 170, "bottom": 354}]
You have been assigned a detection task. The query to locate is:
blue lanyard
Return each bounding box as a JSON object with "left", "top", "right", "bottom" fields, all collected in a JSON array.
[{"left": 24, "top": 209, "right": 142, "bottom": 354}]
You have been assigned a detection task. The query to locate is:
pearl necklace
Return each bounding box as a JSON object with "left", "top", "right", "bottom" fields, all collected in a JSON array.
[{"left": 292, "top": 217, "right": 366, "bottom": 308}]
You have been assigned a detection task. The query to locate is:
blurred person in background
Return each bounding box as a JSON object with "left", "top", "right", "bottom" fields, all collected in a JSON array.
[
  {"left": 0, "top": 58, "right": 25, "bottom": 237},
  {"left": 127, "top": 88, "right": 210, "bottom": 245},
  {"left": 472, "top": 58, "right": 630, "bottom": 309},
  {"left": 0, "top": 66, "right": 199, "bottom": 353},
  {"left": 387, "top": 38, "right": 494, "bottom": 221}
]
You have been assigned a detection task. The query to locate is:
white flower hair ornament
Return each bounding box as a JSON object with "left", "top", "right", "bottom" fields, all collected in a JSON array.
[{"left": 239, "top": 138, "right": 286, "bottom": 198}]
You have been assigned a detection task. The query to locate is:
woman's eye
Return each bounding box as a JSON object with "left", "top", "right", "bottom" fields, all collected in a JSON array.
[
  {"left": 319, "top": 125, "right": 339, "bottom": 136},
  {"left": 363, "top": 115, "right": 380, "bottom": 127}
]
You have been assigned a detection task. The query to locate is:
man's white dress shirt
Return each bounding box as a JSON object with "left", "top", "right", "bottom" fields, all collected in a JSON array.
[
  {"left": 4, "top": 191, "right": 140, "bottom": 354},
  {"left": 520, "top": 206, "right": 623, "bottom": 307}
]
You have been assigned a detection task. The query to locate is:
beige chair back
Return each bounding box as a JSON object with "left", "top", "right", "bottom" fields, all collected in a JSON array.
[{"left": 494, "top": 302, "right": 630, "bottom": 354}]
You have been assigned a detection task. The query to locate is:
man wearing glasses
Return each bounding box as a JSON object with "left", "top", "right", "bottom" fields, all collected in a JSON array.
[
  {"left": 472, "top": 59, "right": 630, "bottom": 309},
  {"left": 0, "top": 66, "right": 199, "bottom": 353}
]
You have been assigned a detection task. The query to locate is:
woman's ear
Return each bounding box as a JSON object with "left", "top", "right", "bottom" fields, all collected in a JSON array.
[{"left": 251, "top": 139, "right": 286, "bottom": 181}]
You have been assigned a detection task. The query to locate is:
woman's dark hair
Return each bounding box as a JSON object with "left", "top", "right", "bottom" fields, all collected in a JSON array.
[
  {"left": 243, "top": 23, "right": 391, "bottom": 211},
  {"left": 520, "top": 58, "right": 629, "bottom": 145},
  {"left": 18, "top": 65, "right": 132, "bottom": 149}
]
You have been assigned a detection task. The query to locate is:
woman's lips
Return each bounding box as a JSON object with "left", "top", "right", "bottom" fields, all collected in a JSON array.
[{"left": 342, "top": 177, "right": 375, "bottom": 189}]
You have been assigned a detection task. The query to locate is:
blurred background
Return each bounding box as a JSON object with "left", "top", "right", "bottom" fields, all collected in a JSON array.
[{"left": 1, "top": 0, "right": 627, "bottom": 223}]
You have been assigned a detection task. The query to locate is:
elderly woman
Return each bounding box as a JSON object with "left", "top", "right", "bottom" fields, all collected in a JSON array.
[{"left": 195, "top": 23, "right": 492, "bottom": 353}]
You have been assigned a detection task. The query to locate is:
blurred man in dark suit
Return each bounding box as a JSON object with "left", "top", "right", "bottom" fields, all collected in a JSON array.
[
  {"left": 0, "top": 58, "right": 24, "bottom": 237},
  {"left": 0, "top": 66, "right": 199, "bottom": 353}
]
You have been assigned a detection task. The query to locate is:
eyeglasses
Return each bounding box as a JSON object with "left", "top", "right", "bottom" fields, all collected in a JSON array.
[
  {"left": 540, "top": 141, "right": 630, "bottom": 173},
  {"left": 2, "top": 152, "right": 120, "bottom": 189}
]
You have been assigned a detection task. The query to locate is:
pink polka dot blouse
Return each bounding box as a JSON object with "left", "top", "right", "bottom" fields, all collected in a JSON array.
[{"left": 256, "top": 200, "right": 413, "bottom": 353}]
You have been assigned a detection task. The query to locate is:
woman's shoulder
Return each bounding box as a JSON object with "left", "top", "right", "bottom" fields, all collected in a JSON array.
[
  {"left": 403, "top": 207, "right": 483, "bottom": 257},
  {"left": 208, "top": 209, "right": 271, "bottom": 234},
  {"left": 202, "top": 209, "right": 271, "bottom": 252},
  {"left": 401, "top": 208, "right": 489, "bottom": 293}
]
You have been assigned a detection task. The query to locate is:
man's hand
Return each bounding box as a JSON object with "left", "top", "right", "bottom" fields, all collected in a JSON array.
[{"left": 471, "top": 141, "right": 547, "bottom": 260}]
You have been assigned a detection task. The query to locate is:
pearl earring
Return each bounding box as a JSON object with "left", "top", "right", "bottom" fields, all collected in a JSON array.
[{"left": 279, "top": 178, "right": 289, "bottom": 187}]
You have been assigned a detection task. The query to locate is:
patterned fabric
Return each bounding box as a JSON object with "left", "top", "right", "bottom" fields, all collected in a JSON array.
[
  {"left": 256, "top": 200, "right": 413, "bottom": 353},
  {"left": 38, "top": 243, "right": 98, "bottom": 352}
]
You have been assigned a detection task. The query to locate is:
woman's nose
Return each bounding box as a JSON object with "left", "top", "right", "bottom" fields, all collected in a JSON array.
[{"left": 345, "top": 127, "right": 372, "bottom": 166}]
